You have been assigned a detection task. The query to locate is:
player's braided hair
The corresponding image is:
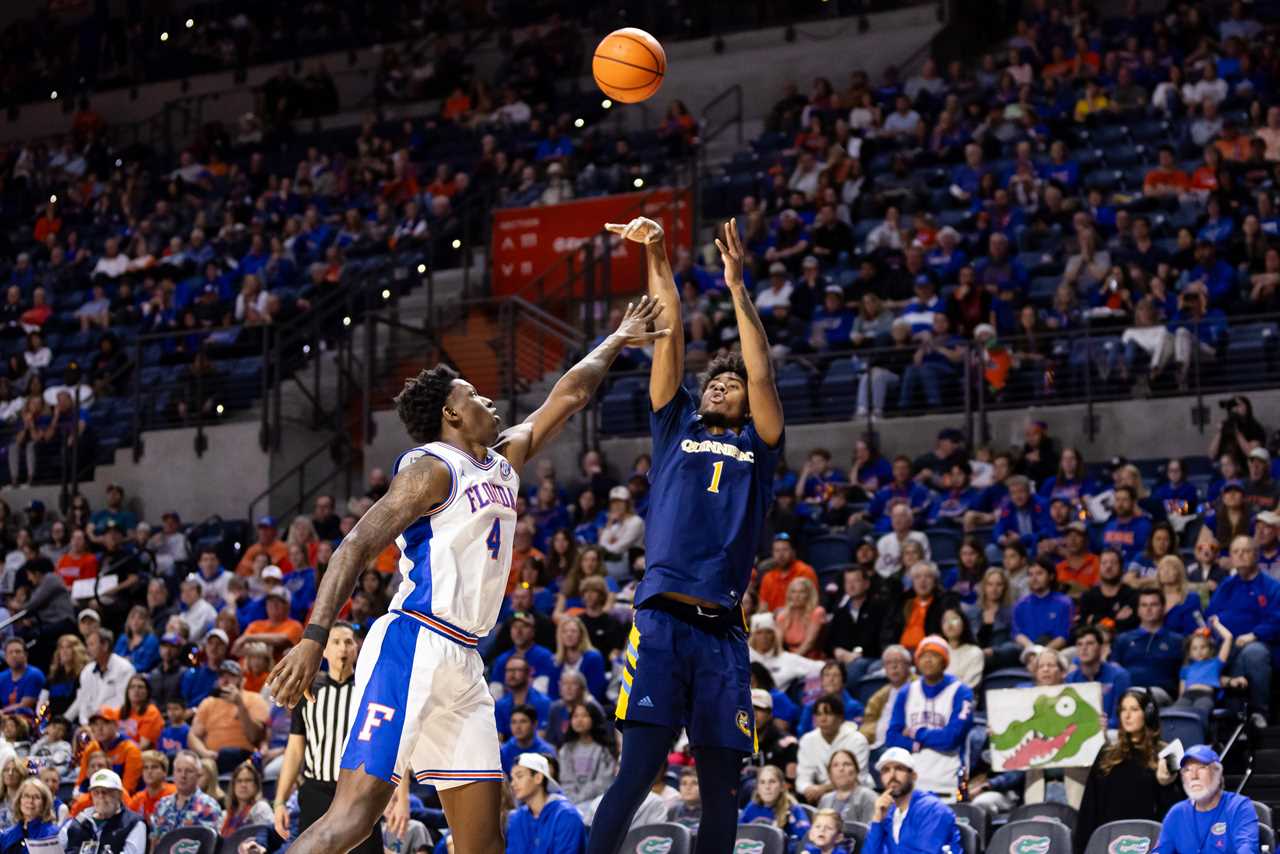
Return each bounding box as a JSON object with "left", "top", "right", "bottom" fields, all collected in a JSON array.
[
  {"left": 395, "top": 364, "right": 459, "bottom": 443},
  {"left": 699, "top": 351, "right": 749, "bottom": 396}
]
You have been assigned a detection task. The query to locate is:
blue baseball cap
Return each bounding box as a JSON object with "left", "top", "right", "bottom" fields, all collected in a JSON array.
[
  {"left": 1221, "top": 479, "right": 1245, "bottom": 493},
  {"left": 1180, "top": 744, "right": 1221, "bottom": 767},
  {"left": 257, "top": 515, "right": 277, "bottom": 528}
]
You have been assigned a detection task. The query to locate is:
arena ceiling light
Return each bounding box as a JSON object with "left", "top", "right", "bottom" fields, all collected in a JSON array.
[
  {"left": 451, "top": 239, "right": 461, "bottom": 249},
  {"left": 416, "top": 263, "right": 426, "bottom": 274},
  {"left": 160, "top": 31, "right": 169, "bottom": 42},
  {"left": 185, "top": 18, "right": 195, "bottom": 28},
  {"left": 574, "top": 118, "right": 584, "bottom": 128},
  {"left": 601, "top": 99, "right": 612, "bottom": 109},
  {"left": 49, "top": 91, "right": 57, "bottom": 100},
  {"left": 633, "top": 177, "right": 644, "bottom": 188}
]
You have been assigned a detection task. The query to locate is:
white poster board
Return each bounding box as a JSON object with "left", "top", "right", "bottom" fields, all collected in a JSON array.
[{"left": 985, "top": 683, "right": 1106, "bottom": 772}]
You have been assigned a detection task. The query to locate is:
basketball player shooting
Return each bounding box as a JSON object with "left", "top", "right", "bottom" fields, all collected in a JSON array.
[
  {"left": 266, "top": 297, "right": 667, "bottom": 854},
  {"left": 586, "top": 217, "right": 783, "bottom": 854}
]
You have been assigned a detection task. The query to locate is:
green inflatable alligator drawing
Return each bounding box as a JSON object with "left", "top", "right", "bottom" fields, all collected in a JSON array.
[{"left": 990, "top": 686, "right": 1102, "bottom": 770}]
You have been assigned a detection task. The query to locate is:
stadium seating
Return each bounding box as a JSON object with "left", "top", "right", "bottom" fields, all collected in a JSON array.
[
  {"left": 734, "top": 822, "right": 787, "bottom": 854},
  {"left": 1082, "top": 819, "right": 1163, "bottom": 854},
  {"left": 620, "top": 822, "right": 693, "bottom": 854},
  {"left": 989, "top": 818, "right": 1073, "bottom": 854}
]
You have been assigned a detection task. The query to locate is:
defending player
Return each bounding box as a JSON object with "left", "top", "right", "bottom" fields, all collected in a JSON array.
[
  {"left": 267, "top": 297, "right": 667, "bottom": 854},
  {"left": 586, "top": 217, "right": 783, "bottom": 854}
]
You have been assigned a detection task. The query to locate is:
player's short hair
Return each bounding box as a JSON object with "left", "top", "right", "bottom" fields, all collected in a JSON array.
[
  {"left": 699, "top": 352, "right": 748, "bottom": 396},
  {"left": 395, "top": 364, "right": 459, "bottom": 443}
]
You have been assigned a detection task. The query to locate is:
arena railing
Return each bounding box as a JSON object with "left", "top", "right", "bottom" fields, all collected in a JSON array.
[{"left": 581, "top": 310, "right": 1280, "bottom": 446}]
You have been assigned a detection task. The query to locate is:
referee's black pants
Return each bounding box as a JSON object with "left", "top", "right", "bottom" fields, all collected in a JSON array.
[{"left": 298, "top": 778, "right": 383, "bottom": 854}]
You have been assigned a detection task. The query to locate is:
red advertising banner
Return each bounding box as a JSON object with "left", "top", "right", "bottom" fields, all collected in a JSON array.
[{"left": 490, "top": 188, "right": 693, "bottom": 299}]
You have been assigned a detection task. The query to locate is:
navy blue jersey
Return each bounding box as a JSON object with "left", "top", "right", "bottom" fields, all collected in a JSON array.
[{"left": 635, "top": 386, "right": 782, "bottom": 609}]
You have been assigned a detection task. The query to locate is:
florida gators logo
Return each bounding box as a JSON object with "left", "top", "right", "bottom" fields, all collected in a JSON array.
[
  {"left": 1108, "top": 836, "right": 1151, "bottom": 854},
  {"left": 734, "top": 841, "right": 766, "bottom": 854},
  {"left": 635, "top": 836, "right": 673, "bottom": 854},
  {"left": 499, "top": 459, "right": 512, "bottom": 479},
  {"left": 736, "top": 710, "right": 751, "bottom": 737},
  {"left": 1011, "top": 836, "right": 1052, "bottom": 854}
]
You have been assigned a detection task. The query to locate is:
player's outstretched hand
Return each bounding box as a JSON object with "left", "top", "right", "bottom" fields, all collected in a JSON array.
[
  {"left": 266, "top": 638, "right": 324, "bottom": 709},
  {"left": 714, "top": 218, "right": 745, "bottom": 288},
  {"left": 605, "top": 216, "right": 664, "bottom": 245},
  {"left": 614, "top": 295, "right": 671, "bottom": 346}
]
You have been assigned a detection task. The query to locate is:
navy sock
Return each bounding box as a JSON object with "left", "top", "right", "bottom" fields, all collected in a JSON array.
[
  {"left": 691, "top": 746, "right": 747, "bottom": 854},
  {"left": 586, "top": 723, "right": 676, "bottom": 854}
]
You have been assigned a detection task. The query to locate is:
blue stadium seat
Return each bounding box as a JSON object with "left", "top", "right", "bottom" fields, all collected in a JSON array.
[
  {"left": 989, "top": 819, "right": 1072, "bottom": 854},
  {"left": 926, "top": 528, "right": 960, "bottom": 566},
  {"left": 818, "top": 359, "right": 860, "bottom": 417},
  {"left": 1159, "top": 709, "right": 1205, "bottom": 746},
  {"left": 807, "top": 535, "right": 853, "bottom": 571},
  {"left": 777, "top": 364, "right": 814, "bottom": 421}
]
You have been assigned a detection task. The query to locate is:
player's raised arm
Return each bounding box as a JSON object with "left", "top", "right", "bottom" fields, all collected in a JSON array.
[
  {"left": 266, "top": 457, "right": 450, "bottom": 708},
  {"left": 499, "top": 297, "right": 668, "bottom": 470},
  {"left": 606, "top": 217, "right": 684, "bottom": 410},
  {"left": 717, "top": 217, "right": 783, "bottom": 446}
]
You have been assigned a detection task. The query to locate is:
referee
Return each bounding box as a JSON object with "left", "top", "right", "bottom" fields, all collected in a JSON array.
[{"left": 272, "top": 622, "right": 392, "bottom": 854}]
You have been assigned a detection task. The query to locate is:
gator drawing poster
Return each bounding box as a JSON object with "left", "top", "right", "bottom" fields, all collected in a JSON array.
[{"left": 986, "top": 683, "right": 1106, "bottom": 772}]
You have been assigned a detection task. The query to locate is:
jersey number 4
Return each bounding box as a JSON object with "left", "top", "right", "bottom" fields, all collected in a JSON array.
[
  {"left": 486, "top": 518, "right": 502, "bottom": 559},
  {"left": 707, "top": 461, "right": 724, "bottom": 494}
]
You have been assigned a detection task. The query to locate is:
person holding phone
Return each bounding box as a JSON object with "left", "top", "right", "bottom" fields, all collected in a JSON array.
[
  {"left": 188, "top": 661, "right": 269, "bottom": 773},
  {"left": 1076, "top": 689, "right": 1181, "bottom": 853}
]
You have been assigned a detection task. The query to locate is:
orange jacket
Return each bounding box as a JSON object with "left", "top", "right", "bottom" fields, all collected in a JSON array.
[{"left": 77, "top": 736, "right": 143, "bottom": 792}]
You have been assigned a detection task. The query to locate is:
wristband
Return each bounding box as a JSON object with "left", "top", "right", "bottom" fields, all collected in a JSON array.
[{"left": 303, "top": 624, "right": 329, "bottom": 645}]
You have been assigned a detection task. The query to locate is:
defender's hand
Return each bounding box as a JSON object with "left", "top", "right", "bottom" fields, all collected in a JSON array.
[{"left": 613, "top": 296, "right": 670, "bottom": 346}]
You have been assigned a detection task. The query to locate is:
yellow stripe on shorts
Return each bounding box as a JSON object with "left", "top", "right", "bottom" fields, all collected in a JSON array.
[{"left": 615, "top": 623, "right": 642, "bottom": 719}]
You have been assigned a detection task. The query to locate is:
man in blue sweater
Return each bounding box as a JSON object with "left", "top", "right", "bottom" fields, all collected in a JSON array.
[
  {"left": 885, "top": 636, "right": 974, "bottom": 798},
  {"left": 1065, "top": 625, "right": 1131, "bottom": 728},
  {"left": 506, "top": 753, "right": 587, "bottom": 854},
  {"left": 1154, "top": 745, "right": 1258, "bottom": 853},
  {"left": 1205, "top": 535, "right": 1280, "bottom": 726},
  {"left": 1111, "top": 588, "right": 1185, "bottom": 696},
  {"left": 864, "top": 748, "right": 963, "bottom": 853},
  {"left": 1013, "top": 562, "right": 1074, "bottom": 651},
  {"left": 1101, "top": 486, "right": 1153, "bottom": 565},
  {"left": 990, "top": 476, "right": 1049, "bottom": 563}
]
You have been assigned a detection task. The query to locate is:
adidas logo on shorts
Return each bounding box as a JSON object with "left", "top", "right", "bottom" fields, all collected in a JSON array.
[{"left": 638, "top": 696, "right": 655, "bottom": 708}]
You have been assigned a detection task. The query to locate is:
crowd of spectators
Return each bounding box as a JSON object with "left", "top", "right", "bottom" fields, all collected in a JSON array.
[
  {"left": 0, "top": 400, "right": 1271, "bottom": 851},
  {"left": 668, "top": 0, "right": 1280, "bottom": 419},
  {"left": 0, "top": 0, "right": 488, "bottom": 111}
]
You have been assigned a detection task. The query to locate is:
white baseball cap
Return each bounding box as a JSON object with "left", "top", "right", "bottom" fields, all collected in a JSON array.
[
  {"left": 750, "top": 688, "right": 773, "bottom": 711},
  {"left": 515, "top": 753, "right": 557, "bottom": 786},
  {"left": 78, "top": 609, "right": 101, "bottom": 623},
  {"left": 89, "top": 769, "right": 124, "bottom": 792},
  {"left": 875, "top": 747, "right": 916, "bottom": 773},
  {"left": 261, "top": 565, "right": 284, "bottom": 582},
  {"left": 750, "top": 612, "right": 777, "bottom": 633}
]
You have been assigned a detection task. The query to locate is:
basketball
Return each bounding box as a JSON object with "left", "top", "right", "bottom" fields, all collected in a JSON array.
[{"left": 592, "top": 28, "right": 666, "bottom": 104}]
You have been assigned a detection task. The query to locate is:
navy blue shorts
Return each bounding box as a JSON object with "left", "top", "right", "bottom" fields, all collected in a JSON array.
[{"left": 616, "top": 600, "right": 756, "bottom": 754}]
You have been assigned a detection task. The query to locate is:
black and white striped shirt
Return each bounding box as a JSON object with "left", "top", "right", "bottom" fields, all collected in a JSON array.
[{"left": 289, "top": 672, "right": 359, "bottom": 783}]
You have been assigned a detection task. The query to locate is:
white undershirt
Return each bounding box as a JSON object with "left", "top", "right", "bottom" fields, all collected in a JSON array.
[{"left": 892, "top": 801, "right": 909, "bottom": 842}]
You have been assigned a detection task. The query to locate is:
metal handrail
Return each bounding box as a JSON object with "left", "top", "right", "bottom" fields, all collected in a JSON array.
[
  {"left": 700, "top": 83, "right": 744, "bottom": 148},
  {"left": 245, "top": 438, "right": 348, "bottom": 524}
]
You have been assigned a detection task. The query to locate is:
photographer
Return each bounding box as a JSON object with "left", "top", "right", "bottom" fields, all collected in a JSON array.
[{"left": 1210, "top": 395, "right": 1267, "bottom": 470}]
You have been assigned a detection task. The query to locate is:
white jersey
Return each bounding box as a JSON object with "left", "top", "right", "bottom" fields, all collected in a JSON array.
[
  {"left": 387, "top": 441, "right": 519, "bottom": 640},
  {"left": 901, "top": 676, "right": 964, "bottom": 795}
]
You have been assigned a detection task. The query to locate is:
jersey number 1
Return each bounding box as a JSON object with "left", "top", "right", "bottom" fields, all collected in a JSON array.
[
  {"left": 486, "top": 519, "right": 502, "bottom": 559},
  {"left": 707, "top": 461, "right": 724, "bottom": 494}
]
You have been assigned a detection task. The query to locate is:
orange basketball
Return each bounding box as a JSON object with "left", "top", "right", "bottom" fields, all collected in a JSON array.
[{"left": 592, "top": 28, "right": 666, "bottom": 104}]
